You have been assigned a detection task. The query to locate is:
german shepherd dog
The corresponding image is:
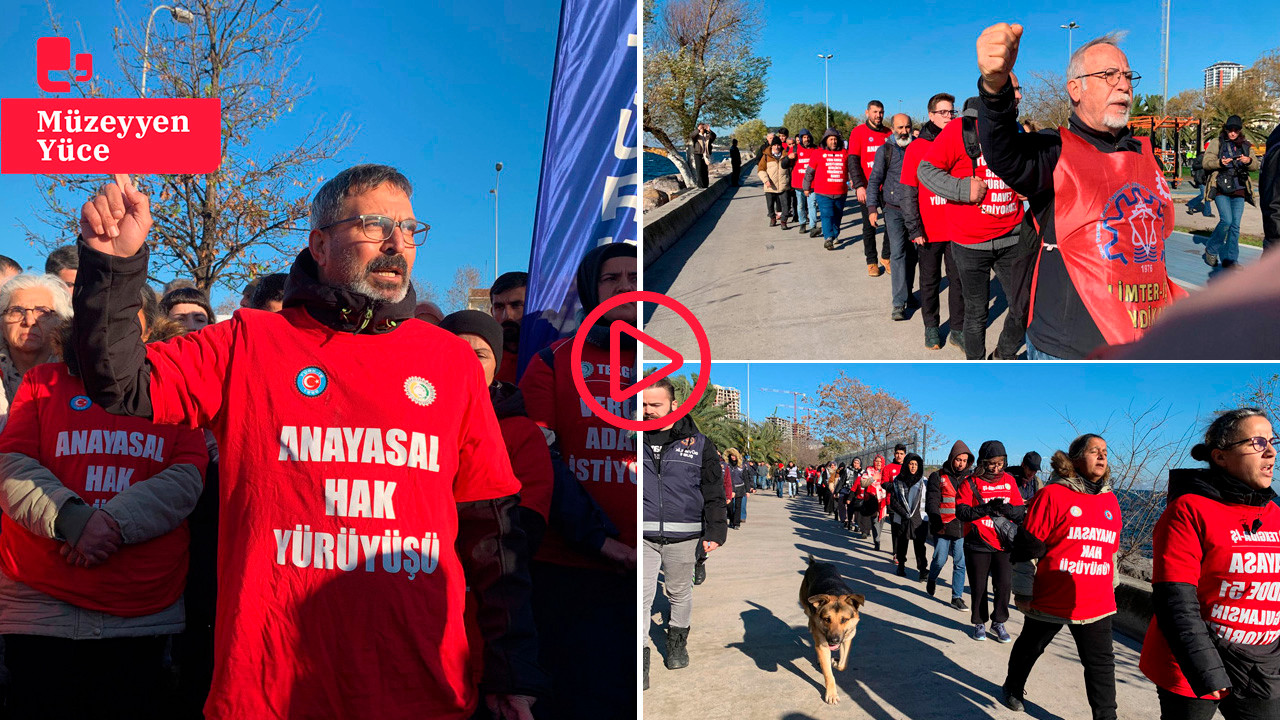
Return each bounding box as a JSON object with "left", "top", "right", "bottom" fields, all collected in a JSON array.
[{"left": 799, "top": 555, "right": 866, "bottom": 704}]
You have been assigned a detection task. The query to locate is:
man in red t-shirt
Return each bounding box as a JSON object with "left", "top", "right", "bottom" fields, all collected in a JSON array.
[
  {"left": 919, "top": 96, "right": 1026, "bottom": 360},
  {"left": 901, "top": 92, "right": 965, "bottom": 351},
  {"left": 848, "top": 100, "right": 893, "bottom": 272},
  {"left": 72, "top": 166, "right": 543, "bottom": 720}
]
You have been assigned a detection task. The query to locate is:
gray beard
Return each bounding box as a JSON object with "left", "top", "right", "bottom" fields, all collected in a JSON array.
[
  {"left": 895, "top": 134, "right": 911, "bottom": 148},
  {"left": 343, "top": 276, "right": 410, "bottom": 304}
]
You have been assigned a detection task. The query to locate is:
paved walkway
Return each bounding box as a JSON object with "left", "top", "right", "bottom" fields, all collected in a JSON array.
[
  {"left": 642, "top": 174, "right": 1262, "bottom": 360},
  {"left": 643, "top": 490, "right": 1154, "bottom": 720}
]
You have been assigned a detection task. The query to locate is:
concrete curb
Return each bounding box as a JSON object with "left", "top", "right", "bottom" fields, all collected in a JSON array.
[
  {"left": 643, "top": 155, "right": 754, "bottom": 269},
  {"left": 1113, "top": 574, "right": 1154, "bottom": 641}
]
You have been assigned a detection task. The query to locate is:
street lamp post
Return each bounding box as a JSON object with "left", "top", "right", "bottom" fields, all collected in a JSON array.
[
  {"left": 489, "top": 162, "right": 503, "bottom": 284},
  {"left": 141, "top": 5, "right": 195, "bottom": 98},
  {"left": 817, "top": 54, "right": 833, "bottom": 129},
  {"left": 1059, "top": 21, "right": 1080, "bottom": 65}
]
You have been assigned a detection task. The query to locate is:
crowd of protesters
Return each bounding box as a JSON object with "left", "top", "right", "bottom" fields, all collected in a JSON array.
[
  {"left": 734, "top": 26, "right": 1280, "bottom": 359},
  {"left": 0, "top": 163, "right": 639, "bottom": 720},
  {"left": 657, "top": 404, "right": 1277, "bottom": 720}
]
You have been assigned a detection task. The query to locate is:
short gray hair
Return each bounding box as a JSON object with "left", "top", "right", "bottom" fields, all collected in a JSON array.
[
  {"left": 309, "top": 164, "right": 414, "bottom": 230},
  {"left": 0, "top": 273, "right": 73, "bottom": 347},
  {"left": 1067, "top": 31, "right": 1129, "bottom": 92}
]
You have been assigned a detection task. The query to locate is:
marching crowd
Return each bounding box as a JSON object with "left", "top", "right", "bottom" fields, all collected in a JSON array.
[
  {"left": 643, "top": 386, "right": 1280, "bottom": 720},
  {"left": 742, "top": 27, "right": 1280, "bottom": 360},
  {"left": 0, "top": 164, "right": 639, "bottom": 720}
]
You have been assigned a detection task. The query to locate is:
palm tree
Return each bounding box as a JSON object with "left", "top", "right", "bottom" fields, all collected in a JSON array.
[
  {"left": 666, "top": 374, "right": 746, "bottom": 453},
  {"left": 1206, "top": 70, "right": 1279, "bottom": 144}
]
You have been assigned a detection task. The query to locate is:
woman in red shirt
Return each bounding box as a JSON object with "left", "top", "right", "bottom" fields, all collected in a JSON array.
[
  {"left": 1001, "top": 434, "right": 1121, "bottom": 718},
  {"left": 955, "top": 440, "right": 1025, "bottom": 643},
  {"left": 1140, "top": 408, "right": 1280, "bottom": 720}
]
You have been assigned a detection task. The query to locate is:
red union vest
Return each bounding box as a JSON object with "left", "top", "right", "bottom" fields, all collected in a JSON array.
[
  {"left": 1041, "top": 132, "right": 1183, "bottom": 344},
  {"left": 936, "top": 474, "right": 958, "bottom": 524},
  {"left": 900, "top": 136, "right": 950, "bottom": 242},
  {"left": 0, "top": 364, "right": 208, "bottom": 617},
  {"left": 810, "top": 149, "right": 849, "bottom": 195},
  {"left": 791, "top": 145, "right": 815, "bottom": 187}
]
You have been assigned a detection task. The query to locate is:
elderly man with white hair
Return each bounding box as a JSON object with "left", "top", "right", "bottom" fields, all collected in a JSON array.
[
  {"left": 974, "top": 24, "right": 1183, "bottom": 360},
  {"left": 0, "top": 274, "right": 71, "bottom": 429}
]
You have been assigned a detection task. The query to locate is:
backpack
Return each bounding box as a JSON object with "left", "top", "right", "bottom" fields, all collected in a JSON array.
[{"left": 961, "top": 116, "right": 982, "bottom": 176}]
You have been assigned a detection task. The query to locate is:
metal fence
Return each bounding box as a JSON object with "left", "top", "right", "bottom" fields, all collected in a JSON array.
[{"left": 834, "top": 427, "right": 929, "bottom": 468}]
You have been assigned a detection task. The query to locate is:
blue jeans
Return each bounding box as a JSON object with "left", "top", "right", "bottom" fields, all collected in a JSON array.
[
  {"left": 814, "top": 193, "right": 844, "bottom": 240},
  {"left": 1208, "top": 194, "right": 1246, "bottom": 264},
  {"left": 807, "top": 191, "right": 819, "bottom": 227},
  {"left": 1187, "top": 188, "right": 1214, "bottom": 217},
  {"left": 795, "top": 188, "right": 809, "bottom": 225},
  {"left": 885, "top": 205, "right": 916, "bottom": 308},
  {"left": 928, "top": 535, "right": 967, "bottom": 600},
  {"left": 1025, "top": 332, "right": 1066, "bottom": 361},
  {"left": 741, "top": 492, "right": 748, "bottom": 519}
]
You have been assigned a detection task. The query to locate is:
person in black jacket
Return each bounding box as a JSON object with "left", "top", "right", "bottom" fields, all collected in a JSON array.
[
  {"left": 1261, "top": 123, "right": 1279, "bottom": 252},
  {"left": 887, "top": 453, "right": 929, "bottom": 580},
  {"left": 975, "top": 25, "right": 1179, "bottom": 359},
  {"left": 729, "top": 138, "right": 742, "bottom": 187},
  {"left": 641, "top": 377, "right": 728, "bottom": 690},
  {"left": 926, "top": 440, "right": 973, "bottom": 608},
  {"left": 867, "top": 114, "right": 920, "bottom": 321}
]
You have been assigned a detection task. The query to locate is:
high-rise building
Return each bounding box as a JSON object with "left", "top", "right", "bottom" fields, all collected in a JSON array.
[
  {"left": 711, "top": 384, "right": 742, "bottom": 420},
  {"left": 765, "top": 415, "right": 792, "bottom": 436},
  {"left": 1204, "top": 62, "right": 1245, "bottom": 92}
]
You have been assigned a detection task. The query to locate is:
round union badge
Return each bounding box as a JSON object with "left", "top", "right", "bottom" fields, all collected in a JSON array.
[
  {"left": 581, "top": 361, "right": 594, "bottom": 378},
  {"left": 405, "top": 376, "right": 436, "bottom": 407},
  {"left": 1069, "top": 506, "right": 1083, "bottom": 518},
  {"left": 296, "top": 367, "right": 328, "bottom": 397},
  {"left": 1104, "top": 510, "right": 1114, "bottom": 521},
  {"left": 70, "top": 395, "right": 92, "bottom": 411}
]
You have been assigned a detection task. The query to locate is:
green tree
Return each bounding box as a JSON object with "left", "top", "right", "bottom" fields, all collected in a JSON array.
[
  {"left": 1206, "top": 69, "right": 1278, "bottom": 144},
  {"left": 644, "top": 0, "right": 770, "bottom": 187},
  {"left": 29, "top": 0, "right": 355, "bottom": 293},
  {"left": 733, "top": 119, "right": 768, "bottom": 156},
  {"left": 780, "top": 103, "right": 854, "bottom": 139},
  {"left": 744, "top": 420, "right": 784, "bottom": 464}
]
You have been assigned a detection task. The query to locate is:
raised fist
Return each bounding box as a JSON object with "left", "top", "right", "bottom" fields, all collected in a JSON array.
[
  {"left": 80, "top": 173, "right": 152, "bottom": 258},
  {"left": 977, "top": 23, "right": 1023, "bottom": 95}
]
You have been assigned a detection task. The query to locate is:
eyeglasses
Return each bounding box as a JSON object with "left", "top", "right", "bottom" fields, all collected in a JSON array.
[
  {"left": 1074, "top": 68, "right": 1142, "bottom": 89},
  {"left": 3, "top": 306, "right": 55, "bottom": 323},
  {"left": 1227, "top": 436, "right": 1280, "bottom": 453},
  {"left": 316, "top": 214, "right": 430, "bottom": 246},
  {"left": 931, "top": 109, "right": 955, "bottom": 117}
]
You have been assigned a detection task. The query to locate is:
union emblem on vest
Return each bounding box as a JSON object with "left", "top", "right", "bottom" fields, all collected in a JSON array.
[{"left": 1100, "top": 182, "right": 1165, "bottom": 266}]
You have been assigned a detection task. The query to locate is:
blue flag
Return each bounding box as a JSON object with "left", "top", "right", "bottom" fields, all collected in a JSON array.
[{"left": 517, "top": 0, "right": 638, "bottom": 378}]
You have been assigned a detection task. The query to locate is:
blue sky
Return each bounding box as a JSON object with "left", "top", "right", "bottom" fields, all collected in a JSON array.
[
  {"left": 0, "top": 0, "right": 563, "bottom": 306},
  {"left": 741, "top": 1, "right": 1280, "bottom": 131},
  {"left": 647, "top": 362, "right": 1274, "bottom": 470}
]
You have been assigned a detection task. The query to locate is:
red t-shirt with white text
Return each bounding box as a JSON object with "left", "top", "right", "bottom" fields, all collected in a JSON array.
[
  {"left": 142, "top": 307, "right": 520, "bottom": 720},
  {"left": 848, "top": 124, "right": 892, "bottom": 184},
  {"left": 1023, "top": 483, "right": 1122, "bottom": 620},
  {"left": 1140, "top": 492, "right": 1280, "bottom": 698},
  {"left": 920, "top": 119, "right": 1024, "bottom": 244},
  {"left": 0, "top": 363, "right": 207, "bottom": 616}
]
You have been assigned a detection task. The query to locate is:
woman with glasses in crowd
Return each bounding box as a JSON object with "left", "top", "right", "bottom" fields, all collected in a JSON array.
[
  {"left": 1141, "top": 409, "right": 1280, "bottom": 720},
  {"left": 1003, "top": 434, "right": 1121, "bottom": 719},
  {"left": 0, "top": 275, "right": 71, "bottom": 432}
]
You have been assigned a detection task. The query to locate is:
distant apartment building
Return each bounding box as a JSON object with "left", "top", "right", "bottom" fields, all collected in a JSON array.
[
  {"left": 711, "top": 384, "right": 742, "bottom": 421},
  {"left": 1204, "top": 62, "right": 1245, "bottom": 92}
]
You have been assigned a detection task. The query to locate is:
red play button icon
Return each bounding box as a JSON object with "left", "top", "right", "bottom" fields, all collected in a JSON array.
[{"left": 571, "top": 290, "right": 710, "bottom": 432}]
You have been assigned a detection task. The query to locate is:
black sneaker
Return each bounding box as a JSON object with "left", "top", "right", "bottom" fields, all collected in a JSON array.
[
  {"left": 918, "top": 570, "right": 927, "bottom": 583},
  {"left": 951, "top": 597, "right": 967, "bottom": 610},
  {"left": 891, "top": 306, "right": 907, "bottom": 321},
  {"left": 693, "top": 560, "right": 706, "bottom": 585},
  {"left": 810, "top": 227, "right": 823, "bottom": 238},
  {"left": 824, "top": 238, "right": 834, "bottom": 250},
  {"left": 799, "top": 223, "right": 808, "bottom": 232},
  {"left": 926, "top": 578, "right": 937, "bottom": 596},
  {"left": 895, "top": 565, "right": 906, "bottom": 577},
  {"left": 1002, "top": 685, "right": 1025, "bottom": 712}
]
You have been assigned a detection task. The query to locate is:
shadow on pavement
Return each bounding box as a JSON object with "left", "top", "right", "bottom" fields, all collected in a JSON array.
[{"left": 725, "top": 600, "right": 825, "bottom": 697}]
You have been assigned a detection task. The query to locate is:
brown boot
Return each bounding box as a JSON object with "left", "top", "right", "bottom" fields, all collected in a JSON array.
[
  {"left": 770, "top": 217, "right": 777, "bottom": 227},
  {"left": 781, "top": 218, "right": 789, "bottom": 230},
  {"left": 882, "top": 261, "right": 891, "bottom": 275},
  {"left": 867, "top": 264, "right": 884, "bottom": 277}
]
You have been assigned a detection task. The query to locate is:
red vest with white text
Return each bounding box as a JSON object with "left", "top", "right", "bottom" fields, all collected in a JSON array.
[
  {"left": 791, "top": 145, "right": 816, "bottom": 188},
  {"left": 0, "top": 364, "right": 207, "bottom": 616},
  {"left": 809, "top": 148, "right": 849, "bottom": 195},
  {"left": 1023, "top": 483, "right": 1122, "bottom": 620},
  {"left": 1036, "top": 132, "right": 1183, "bottom": 345}
]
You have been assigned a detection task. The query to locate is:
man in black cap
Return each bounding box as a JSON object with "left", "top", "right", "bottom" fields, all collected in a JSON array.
[{"left": 1007, "top": 451, "right": 1042, "bottom": 503}]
